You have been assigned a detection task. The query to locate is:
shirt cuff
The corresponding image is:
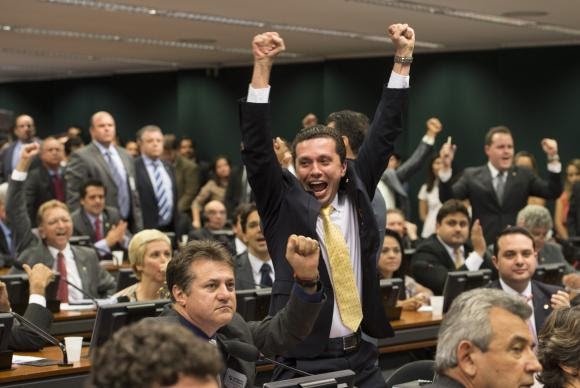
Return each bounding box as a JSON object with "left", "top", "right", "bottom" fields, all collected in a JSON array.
[
  {"left": 547, "top": 162, "right": 562, "bottom": 174},
  {"left": 387, "top": 71, "right": 410, "bottom": 89},
  {"left": 422, "top": 135, "right": 435, "bottom": 146},
  {"left": 439, "top": 169, "right": 452, "bottom": 182},
  {"left": 11, "top": 169, "right": 27, "bottom": 181},
  {"left": 247, "top": 84, "right": 271, "bottom": 103},
  {"left": 95, "top": 239, "right": 111, "bottom": 254},
  {"left": 292, "top": 283, "right": 323, "bottom": 303},
  {"left": 29, "top": 294, "right": 47, "bottom": 307},
  {"left": 465, "top": 252, "right": 484, "bottom": 271}
]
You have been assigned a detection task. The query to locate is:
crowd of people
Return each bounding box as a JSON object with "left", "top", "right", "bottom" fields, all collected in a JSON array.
[{"left": 0, "top": 22, "right": 579, "bottom": 388}]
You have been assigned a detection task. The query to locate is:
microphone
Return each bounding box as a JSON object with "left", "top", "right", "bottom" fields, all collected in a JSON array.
[
  {"left": 221, "top": 340, "right": 312, "bottom": 377},
  {"left": 10, "top": 311, "right": 73, "bottom": 367}
]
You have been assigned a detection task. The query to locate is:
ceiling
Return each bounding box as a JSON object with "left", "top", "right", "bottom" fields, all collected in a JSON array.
[{"left": 1, "top": 0, "right": 580, "bottom": 83}]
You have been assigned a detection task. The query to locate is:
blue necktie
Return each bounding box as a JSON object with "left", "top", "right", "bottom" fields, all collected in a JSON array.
[
  {"left": 153, "top": 161, "right": 171, "bottom": 225},
  {"left": 103, "top": 151, "right": 130, "bottom": 219}
]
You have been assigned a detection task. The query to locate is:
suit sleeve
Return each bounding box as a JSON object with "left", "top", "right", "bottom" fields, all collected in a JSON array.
[
  {"left": 8, "top": 303, "right": 53, "bottom": 351},
  {"left": 395, "top": 140, "right": 433, "bottom": 183},
  {"left": 64, "top": 152, "right": 86, "bottom": 212},
  {"left": 528, "top": 169, "right": 562, "bottom": 200},
  {"left": 354, "top": 87, "right": 408, "bottom": 198},
  {"left": 439, "top": 170, "right": 469, "bottom": 203},
  {"left": 6, "top": 177, "right": 37, "bottom": 256},
  {"left": 246, "top": 286, "right": 324, "bottom": 357},
  {"left": 96, "top": 265, "right": 117, "bottom": 297}
]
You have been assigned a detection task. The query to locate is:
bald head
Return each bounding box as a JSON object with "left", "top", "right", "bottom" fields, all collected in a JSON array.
[
  {"left": 90, "top": 111, "right": 116, "bottom": 147},
  {"left": 203, "top": 200, "right": 227, "bottom": 230},
  {"left": 14, "top": 114, "right": 35, "bottom": 142}
]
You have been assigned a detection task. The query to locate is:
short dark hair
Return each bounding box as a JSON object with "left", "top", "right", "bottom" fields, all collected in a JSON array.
[
  {"left": 240, "top": 203, "right": 258, "bottom": 234},
  {"left": 538, "top": 305, "right": 580, "bottom": 388},
  {"left": 80, "top": 179, "right": 106, "bottom": 199},
  {"left": 436, "top": 199, "right": 471, "bottom": 224},
  {"left": 163, "top": 134, "right": 179, "bottom": 151},
  {"left": 233, "top": 202, "right": 253, "bottom": 226},
  {"left": 64, "top": 136, "right": 84, "bottom": 156},
  {"left": 291, "top": 125, "right": 346, "bottom": 165},
  {"left": 90, "top": 319, "right": 223, "bottom": 388},
  {"left": 493, "top": 226, "right": 536, "bottom": 257},
  {"left": 484, "top": 125, "right": 512, "bottom": 146},
  {"left": 326, "top": 110, "right": 369, "bottom": 156},
  {"left": 166, "top": 240, "right": 234, "bottom": 301}
]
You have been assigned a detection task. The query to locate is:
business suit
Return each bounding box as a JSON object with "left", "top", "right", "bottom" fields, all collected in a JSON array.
[
  {"left": 411, "top": 235, "right": 495, "bottom": 295},
  {"left": 8, "top": 303, "right": 53, "bottom": 351},
  {"left": 65, "top": 142, "right": 143, "bottom": 232},
  {"left": 6, "top": 175, "right": 116, "bottom": 298},
  {"left": 486, "top": 279, "right": 562, "bottom": 334},
  {"left": 235, "top": 252, "right": 256, "bottom": 290},
  {"left": 567, "top": 181, "right": 580, "bottom": 237},
  {"left": 439, "top": 165, "right": 562, "bottom": 243},
  {"left": 71, "top": 206, "right": 121, "bottom": 243},
  {"left": 0, "top": 225, "right": 13, "bottom": 267},
  {"left": 380, "top": 138, "right": 433, "bottom": 219},
  {"left": 0, "top": 141, "right": 41, "bottom": 182},
  {"left": 134, "top": 156, "right": 181, "bottom": 234},
  {"left": 25, "top": 164, "right": 66, "bottom": 227},
  {"left": 239, "top": 85, "right": 406, "bottom": 358},
  {"left": 174, "top": 154, "right": 200, "bottom": 213},
  {"left": 153, "top": 286, "right": 324, "bottom": 388}
]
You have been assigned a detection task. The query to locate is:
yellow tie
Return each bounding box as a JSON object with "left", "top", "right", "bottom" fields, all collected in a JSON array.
[
  {"left": 320, "top": 205, "right": 363, "bottom": 332},
  {"left": 453, "top": 247, "right": 463, "bottom": 269}
]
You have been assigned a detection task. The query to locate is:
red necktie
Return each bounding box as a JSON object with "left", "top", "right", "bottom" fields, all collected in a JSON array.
[
  {"left": 57, "top": 252, "right": 69, "bottom": 303},
  {"left": 94, "top": 217, "right": 102, "bottom": 241},
  {"left": 52, "top": 173, "right": 65, "bottom": 202}
]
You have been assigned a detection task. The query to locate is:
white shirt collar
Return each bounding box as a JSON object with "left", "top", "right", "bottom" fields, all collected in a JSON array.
[
  {"left": 47, "top": 243, "right": 73, "bottom": 258},
  {"left": 436, "top": 235, "right": 464, "bottom": 258},
  {"left": 247, "top": 251, "right": 273, "bottom": 278},
  {"left": 499, "top": 278, "right": 532, "bottom": 298},
  {"left": 487, "top": 162, "right": 504, "bottom": 178}
]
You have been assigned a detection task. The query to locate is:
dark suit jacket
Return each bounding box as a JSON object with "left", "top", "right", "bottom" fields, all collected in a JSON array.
[
  {"left": 65, "top": 142, "right": 143, "bottom": 232},
  {"left": 0, "top": 141, "right": 41, "bottom": 182},
  {"left": 439, "top": 165, "right": 562, "bottom": 243},
  {"left": 423, "top": 375, "right": 465, "bottom": 388},
  {"left": 8, "top": 303, "right": 53, "bottom": 351},
  {"left": 0, "top": 225, "right": 13, "bottom": 267},
  {"left": 568, "top": 181, "right": 580, "bottom": 238},
  {"left": 188, "top": 227, "right": 235, "bottom": 256},
  {"left": 411, "top": 235, "right": 495, "bottom": 295},
  {"left": 25, "top": 164, "right": 66, "bottom": 227},
  {"left": 71, "top": 206, "right": 121, "bottom": 242},
  {"left": 239, "top": 85, "right": 407, "bottom": 356},
  {"left": 154, "top": 286, "right": 324, "bottom": 388},
  {"left": 486, "top": 279, "right": 562, "bottom": 334},
  {"left": 134, "top": 156, "right": 181, "bottom": 234},
  {"left": 6, "top": 176, "right": 116, "bottom": 297},
  {"left": 235, "top": 252, "right": 256, "bottom": 290}
]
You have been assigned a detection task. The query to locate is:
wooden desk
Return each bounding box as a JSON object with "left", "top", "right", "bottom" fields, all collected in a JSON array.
[
  {"left": 0, "top": 346, "right": 90, "bottom": 388},
  {"left": 51, "top": 310, "right": 96, "bottom": 337},
  {"left": 379, "top": 310, "right": 441, "bottom": 353}
]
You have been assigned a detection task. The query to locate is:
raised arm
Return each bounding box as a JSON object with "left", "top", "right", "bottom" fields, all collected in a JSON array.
[{"left": 528, "top": 138, "right": 563, "bottom": 199}]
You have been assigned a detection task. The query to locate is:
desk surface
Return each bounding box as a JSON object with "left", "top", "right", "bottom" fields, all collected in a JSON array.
[
  {"left": 54, "top": 310, "right": 97, "bottom": 321},
  {"left": 390, "top": 311, "right": 442, "bottom": 330},
  {"left": 0, "top": 346, "right": 90, "bottom": 384}
]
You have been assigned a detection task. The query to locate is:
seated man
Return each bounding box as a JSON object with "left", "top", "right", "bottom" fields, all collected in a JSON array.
[
  {"left": 516, "top": 204, "right": 576, "bottom": 274},
  {"left": 387, "top": 208, "right": 419, "bottom": 250},
  {"left": 487, "top": 226, "right": 570, "bottom": 339},
  {"left": 235, "top": 203, "right": 274, "bottom": 290},
  {"left": 188, "top": 200, "right": 235, "bottom": 255},
  {"left": 7, "top": 144, "right": 116, "bottom": 302},
  {"left": 157, "top": 236, "right": 324, "bottom": 388},
  {"left": 232, "top": 203, "right": 250, "bottom": 256},
  {"left": 70, "top": 179, "right": 129, "bottom": 259},
  {"left": 0, "top": 263, "right": 55, "bottom": 351},
  {"left": 411, "top": 199, "right": 492, "bottom": 295},
  {"left": 425, "top": 288, "right": 541, "bottom": 387},
  {"left": 90, "top": 320, "right": 222, "bottom": 388}
]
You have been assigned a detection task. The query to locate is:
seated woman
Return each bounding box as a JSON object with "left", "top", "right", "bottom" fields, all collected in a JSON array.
[
  {"left": 114, "top": 230, "right": 171, "bottom": 302},
  {"left": 537, "top": 306, "right": 580, "bottom": 388},
  {"left": 378, "top": 229, "right": 433, "bottom": 310}
]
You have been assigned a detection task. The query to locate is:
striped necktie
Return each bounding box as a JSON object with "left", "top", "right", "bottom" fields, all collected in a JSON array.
[
  {"left": 153, "top": 161, "right": 171, "bottom": 225},
  {"left": 103, "top": 150, "right": 130, "bottom": 218}
]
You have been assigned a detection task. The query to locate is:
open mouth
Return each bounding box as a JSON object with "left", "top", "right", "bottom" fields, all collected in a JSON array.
[{"left": 308, "top": 181, "right": 328, "bottom": 194}]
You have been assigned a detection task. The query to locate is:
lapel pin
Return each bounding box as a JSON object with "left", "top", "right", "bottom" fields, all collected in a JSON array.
[{"left": 544, "top": 304, "right": 549, "bottom": 310}]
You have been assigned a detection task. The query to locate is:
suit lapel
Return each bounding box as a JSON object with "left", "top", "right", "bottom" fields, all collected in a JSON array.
[
  {"left": 89, "top": 143, "right": 116, "bottom": 183},
  {"left": 531, "top": 282, "right": 551, "bottom": 333},
  {"left": 80, "top": 211, "right": 97, "bottom": 241},
  {"left": 71, "top": 246, "right": 90, "bottom": 292}
]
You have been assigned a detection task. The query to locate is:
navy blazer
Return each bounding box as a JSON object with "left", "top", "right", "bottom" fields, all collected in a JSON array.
[{"left": 239, "top": 85, "right": 407, "bottom": 356}]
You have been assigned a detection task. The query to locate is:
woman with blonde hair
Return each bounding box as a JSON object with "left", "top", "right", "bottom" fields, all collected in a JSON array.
[{"left": 114, "top": 229, "right": 171, "bottom": 302}]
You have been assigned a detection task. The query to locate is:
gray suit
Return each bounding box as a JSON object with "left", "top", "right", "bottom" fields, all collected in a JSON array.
[
  {"left": 153, "top": 286, "right": 324, "bottom": 388},
  {"left": 71, "top": 206, "right": 122, "bottom": 242},
  {"left": 380, "top": 139, "right": 433, "bottom": 219},
  {"left": 6, "top": 175, "right": 116, "bottom": 298},
  {"left": 65, "top": 142, "right": 143, "bottom": 232}
]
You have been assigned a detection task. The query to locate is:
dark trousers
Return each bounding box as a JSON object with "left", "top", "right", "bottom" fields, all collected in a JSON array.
[{"left": 272, "top": 340, "right": 385, "bottom": 388}]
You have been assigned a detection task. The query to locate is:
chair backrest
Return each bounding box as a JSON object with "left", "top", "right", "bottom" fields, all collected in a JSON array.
[{"left": 385, "top": 359, "right": 435, "bottom": 388}]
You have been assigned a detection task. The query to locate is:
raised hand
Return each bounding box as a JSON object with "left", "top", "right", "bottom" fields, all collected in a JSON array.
[
  {"left": 550, "top": 290, "right": 570, "bottom": 310},
  {"left": 252, "top": 32, "right": 285, "bottom": 63},
  {"left": 388, "top": 23, "right": 415, "bottom": 57},
  {"left": 541, "top": 138, "right": 558, "bottom": 158},
  {"left": 470, "top": 219, "right": 486, "bottom": 256},
  {"left": 16, "top": 143, "right": 40, "bottom": 172},
  {"left": 285, "top": 234, "right": 319, "bottom": 282},
  {"left": 24, "top": 263, "right": 54, "bottom": 296},
  {"left": 439, "top": 141, "right": 456, "bottom": 171}
]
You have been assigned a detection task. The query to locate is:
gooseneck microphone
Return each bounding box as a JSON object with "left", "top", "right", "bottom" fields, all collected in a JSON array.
[
  {"left": 221, "top": 340, "right": 312, "bottom": 377},
  {"left": 10, "top": 312, "right": 73, "bottom": 367}
]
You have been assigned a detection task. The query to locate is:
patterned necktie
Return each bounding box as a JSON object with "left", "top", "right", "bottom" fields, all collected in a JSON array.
[
  {"left": 320, "top": 205, "right": 362, "bottom": 332},
  {"left": 153, "top": 161, "right": 171, "bottom": 225},
  {"left": 103, "top": 150, "right": 130, "bottom": 219},
  {"left": 94, "top": 217, "right": 102, "bottom": 241},
  {"left": 453, "top": 247, "right": 463, "bottom": 269},
  {"left": 57, "top": 252, "right": 69, "bottom": 303},
  {"left": 495, "top": 171, "right": 505, "bottom": 205},
  {"left": 259, "top": 263, "right": 273, "bottom": 288}
]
